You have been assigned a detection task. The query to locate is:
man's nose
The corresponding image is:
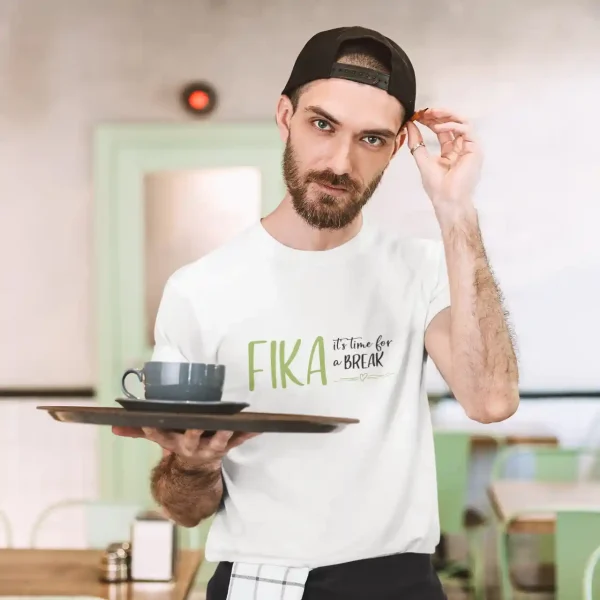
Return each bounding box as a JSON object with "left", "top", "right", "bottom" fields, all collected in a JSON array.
[{"left": 327, "top": 138, "right": 354, "bottom": 176}]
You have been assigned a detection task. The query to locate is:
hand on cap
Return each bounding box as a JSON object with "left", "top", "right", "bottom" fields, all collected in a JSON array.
[{"left": 405, "top": 108, "right": 483, "bottom": 220}]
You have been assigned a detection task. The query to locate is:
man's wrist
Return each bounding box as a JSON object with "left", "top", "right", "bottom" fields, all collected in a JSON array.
[
  {"left": 434, "top": 199, "right": 477, "bottom": 228},
  {"left": 437, "top": 203, "right": 479, "bottom": 239}
]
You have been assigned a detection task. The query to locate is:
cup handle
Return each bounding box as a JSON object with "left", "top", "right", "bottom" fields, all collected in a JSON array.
[{"left": 121, "top": 368, "right": 144, "bottom": 399}]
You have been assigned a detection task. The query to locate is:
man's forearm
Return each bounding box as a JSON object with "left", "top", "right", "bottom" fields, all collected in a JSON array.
[
  {"left": 440, "top": 206, "right": 519, "bottom": 422},
  {"left": 151, "top": 453, "right": 224, "bottom": 527}
]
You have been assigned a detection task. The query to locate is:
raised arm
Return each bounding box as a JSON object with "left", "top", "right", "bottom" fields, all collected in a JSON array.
[
  {"left": 405, "top": 108, "right": 519, "bottom": 423},
  {"left": 424, "top": 212, "right": 519, "bottom": 422}
]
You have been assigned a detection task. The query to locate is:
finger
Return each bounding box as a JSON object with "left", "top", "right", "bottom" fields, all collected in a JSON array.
[
  {"left": 432, "top": 122, "right": 476, "bottom": 142},
  {"left": 142, "top": 427, "right": 178, "bottom": 449},
  {"left": 412, "top": 118, "right": 455, "bottom": 157},
  {"left": 405, "top": 120, "right": 422, "bottom": 148},
  {"left": 112, "top": 426, "right": 145, "bottom": 438},
  {"left": 180, "top": 429, "right": 203, "bottom": 455},
  {"left": 208, "top": 430, "right": 235, "bottom": 452},
  {"left": 228, "top": 432, "right": 261, "bottom": 449},
  {"left": 436, "top": 131, "right": 455, "bottom": 159},
  {"left": 419, "top": 108, "right": 468, "bottom": 125},
  {"left": 405, "top": 121, "right": 429, "bottom": 168},
  {"left": 436, "top": 130, "right": 454, "bottom": 144},
  {"left": 183, "top": 429, "right": 202, "bottom": 444},
  {"left": 461, "top": 139, "right": 479, "bottom": 155},
  {"left": 454, "top": 135, "right": 464, "bottom": 156}
]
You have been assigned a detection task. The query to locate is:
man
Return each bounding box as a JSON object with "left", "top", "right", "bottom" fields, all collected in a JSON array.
[{"left": 114, "top": 26, "right": 519, "bottom": 600}]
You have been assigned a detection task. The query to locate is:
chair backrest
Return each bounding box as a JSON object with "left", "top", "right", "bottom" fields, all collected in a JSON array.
[
  {"left": 500, "top": 509, "right": 600, "bottom": 600},
  {"left": 30, "top": 500, "right": 142, "bottom": 548},
  {"left": 492, "top": 445, "right": 598, "bottom": 482},
  {"left": 433, "top": 431, "right": 471, "bottom": 535},
  {"left": 0, "top": 509, "right": 13, "bottom": 547},
  {"left": 556, "top": 511, "right": 600, "bottom": 600},
  {"left": 581, "top": 410, "right": 600, "bottom": 450},
  {"left": 535, "top": 448, "right": 582, "bottom": 481},
  {"left": 584, "top": 542, "right": 600, "bottom": 600},
  {"left": 574, "top": 413, "right": 600, "bottom": 479}
]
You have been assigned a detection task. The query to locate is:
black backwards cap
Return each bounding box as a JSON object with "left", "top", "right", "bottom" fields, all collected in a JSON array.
[{"left": 282, "top": 26, "right": 416, "bottom": 123}]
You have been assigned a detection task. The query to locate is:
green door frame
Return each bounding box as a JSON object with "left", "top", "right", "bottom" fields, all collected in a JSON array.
[{"left": 93, "top": 122, "right": 284, "bottom": 502}]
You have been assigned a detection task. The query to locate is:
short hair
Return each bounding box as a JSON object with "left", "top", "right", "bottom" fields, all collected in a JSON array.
[{"left": 288, "top": 38, "right": 392, "bottom": 111}]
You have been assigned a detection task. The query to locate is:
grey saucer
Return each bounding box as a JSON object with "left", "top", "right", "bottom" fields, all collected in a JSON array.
[{"left": 116, "top": 398, "right": 249, "bottom": 415}]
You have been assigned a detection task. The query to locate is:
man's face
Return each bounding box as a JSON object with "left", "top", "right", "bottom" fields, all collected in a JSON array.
[{"left": 280, "top": 78, "right": 405, "bottom": 230}]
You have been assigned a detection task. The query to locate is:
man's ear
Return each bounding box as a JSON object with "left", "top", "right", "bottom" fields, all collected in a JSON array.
[
  {"left": 391, "top": 127, "right": 407, "bottom": 158},
  {"left": 275, "top": 95, "right": 294, "bottom": 143}
]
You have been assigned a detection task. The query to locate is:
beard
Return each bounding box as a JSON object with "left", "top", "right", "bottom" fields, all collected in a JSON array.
[{"left": 282, "top": 139, "right": 385, "bottom": 230}]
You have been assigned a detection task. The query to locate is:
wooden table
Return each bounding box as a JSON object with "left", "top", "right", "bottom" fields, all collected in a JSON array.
[
  {"left": 0, "top": 548, "right": 203, "bottom": 599},
  {"left": 489, "top": 480, "right": 600, "bottom": 534}
]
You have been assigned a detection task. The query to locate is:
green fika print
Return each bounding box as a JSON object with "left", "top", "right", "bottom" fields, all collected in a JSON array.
[
  {"left": 247, "top": 334, "right": 395, "bottom": 390},
  {"left": 248, "top": 337, "right": 328, "bottom": 391}
]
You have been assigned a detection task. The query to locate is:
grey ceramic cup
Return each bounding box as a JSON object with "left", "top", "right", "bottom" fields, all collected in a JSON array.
[{"left": 121, "top": 361, "right": 226, "bottom": 402}]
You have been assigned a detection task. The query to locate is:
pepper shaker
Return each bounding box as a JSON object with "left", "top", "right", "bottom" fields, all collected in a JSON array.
[{"left": 100, "top": 541, "right": 131, "bottom": 583}]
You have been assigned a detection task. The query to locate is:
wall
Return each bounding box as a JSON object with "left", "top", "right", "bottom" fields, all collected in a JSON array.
[
  {"left": 0, "top": 399, "right": 97, "bottom": 547},
  {"left": 1, "top": 0, "right": 599, "bottom": 387},
  {"left": 1, "top": 0, "right": 599, "bottom": 543}
]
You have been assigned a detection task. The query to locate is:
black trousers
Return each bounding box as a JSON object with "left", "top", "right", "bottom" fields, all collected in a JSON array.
[{"left": 207, "top": 552, "right": 447, "bottom": 599}]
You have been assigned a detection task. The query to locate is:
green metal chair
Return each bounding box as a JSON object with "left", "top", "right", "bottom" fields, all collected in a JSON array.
[
  {"left": 0, "top": 509, "right": 13, "bottom": 547},
  {"left": 584, "top": 541, "right": 600, "bottom": 600},
  {"left": 493, "top": 443, "right": 590, "bottom": 572},
  {"left": 491, "top": 444, "right": 586, "bottom": 482},
  {"left": 492, "top": 445, "right": 600, "bottom": 598},
  {"left": 30, "top": 499, "right": 143, "bottom": 548},
  {"left": 433, "top": 431, "right": 487, "bottom": 599},
  {"left": 497, "top": 508, "right": 600, "bottom": 600}
]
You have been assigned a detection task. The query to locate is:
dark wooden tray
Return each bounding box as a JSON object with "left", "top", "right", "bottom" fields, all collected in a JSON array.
[{"left": 38, "top": 405, "right": 359, "bottom": 434}]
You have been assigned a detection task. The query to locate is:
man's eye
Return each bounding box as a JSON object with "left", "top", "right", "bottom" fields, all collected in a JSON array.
[
  {"left": 364, "top": 136, "right": 384, "bottom": 147},
  {"left": 314, "top": 119, "right": 332, "bottom": 131}
]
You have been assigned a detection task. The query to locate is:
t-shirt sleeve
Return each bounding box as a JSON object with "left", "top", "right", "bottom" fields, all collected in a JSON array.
[
  {"left": 425, "top": 242, "right": 451, "bottom": 328},
  {"left": 151, "top": 278, "right": 204, "bottom": 362}
]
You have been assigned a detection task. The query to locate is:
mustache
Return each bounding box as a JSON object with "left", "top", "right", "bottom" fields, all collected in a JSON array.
[{"left": 305, "top": 170, "right": 360, "bottom": 193}]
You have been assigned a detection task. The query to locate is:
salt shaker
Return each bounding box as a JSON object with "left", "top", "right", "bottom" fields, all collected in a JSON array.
[{"left": 100, "top": 541, "right": 131, "bottom": 583}]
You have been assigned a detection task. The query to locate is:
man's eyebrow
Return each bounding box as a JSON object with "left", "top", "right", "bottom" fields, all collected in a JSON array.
[
  {"left": 304, "top": 105, "right": 397, "bottom": 139},
  {"left": 361, "top": 127, "right": 397, "bottom": 139},
  {"left": 305, "top": 105, "right": 341, "bottom": 125}
]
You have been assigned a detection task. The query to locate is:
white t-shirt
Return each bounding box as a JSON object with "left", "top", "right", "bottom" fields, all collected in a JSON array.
[{"left": 152, "top": 215, "right": 451, "bottom": 568}]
